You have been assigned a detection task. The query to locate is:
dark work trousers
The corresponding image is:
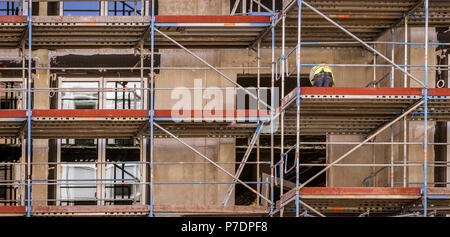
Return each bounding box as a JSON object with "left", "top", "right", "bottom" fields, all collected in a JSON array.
[{"left": 313, "top": 72, "right": 333, "bottom": 87}]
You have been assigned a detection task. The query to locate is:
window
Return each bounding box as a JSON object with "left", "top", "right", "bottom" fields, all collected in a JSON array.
[
  {"left": 0, "top": 1, "right": 20, "bottom": 16},
  {"left": 63, "top": 1, "right": 100, "bottom": 16},
  {"left": 57, "top": 78, "right": 146, "bottom": 205}
]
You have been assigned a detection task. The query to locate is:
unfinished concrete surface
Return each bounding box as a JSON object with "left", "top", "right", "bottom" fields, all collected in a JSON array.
[
  {"left": 31, "top": 49, "right": 50, "bottom": 206},
  {"left": 153, "top": 0, "right": 236, "bottom": 206}
]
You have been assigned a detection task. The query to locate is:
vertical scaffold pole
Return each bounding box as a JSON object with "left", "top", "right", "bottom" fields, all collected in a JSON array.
[
  {"left": 269, "top": 0, "right": 275, "bottom": 217},
  {"left": 295, "top": 0, "right": 302, "bottom": 217},
  {"left": 391, "top": 28, "right": 395, "bottom": 88},
  {"left": 423, "top": 0, "right": 429, "bottom": 217},
  {"left": 26, "top": 0, "right": 32, "bottom": 218},
  {"left": 279, "top": 1, "right": 286, "bottom": 217},
  {"left": 149, "top": 0, "right": 155, "bottom": 217}
]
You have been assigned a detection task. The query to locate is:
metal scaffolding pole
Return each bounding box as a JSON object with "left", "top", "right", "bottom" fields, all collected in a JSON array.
[
  {"left": 390, "top": 28, "right": 395, "bottom": 187},
  {"left": 252, "top": 0, "right": 273, "bottom": 14},
  {"left": 256, "top": 41, "right": 261, "bottom": 206},
  {"left": 279, "top": 5, "right": 286, "bottom": 217},
  {"left": 140, "top": 41, "right": 144, "bottom": 110},
  {"left": 153, "top": 122, "right": 273, "bottom": 205},
  {"left": 403, "top": 16, "right": 409, "bottom": 188},
  {"left": 373, "top": 44, "right": 376, "bottom": 88}
]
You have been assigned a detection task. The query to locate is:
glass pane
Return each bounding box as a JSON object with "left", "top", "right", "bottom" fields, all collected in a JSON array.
[
  {"left": 105, "top": 81, "right": 142, "bottom": 109},
  {"left": 105, "top": 164, "right": 140, "bottom": 202}
]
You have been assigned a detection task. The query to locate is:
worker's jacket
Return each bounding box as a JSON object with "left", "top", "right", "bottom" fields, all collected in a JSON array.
[{"left": 309, "top": 65, "right": 335, "bottom": 87}]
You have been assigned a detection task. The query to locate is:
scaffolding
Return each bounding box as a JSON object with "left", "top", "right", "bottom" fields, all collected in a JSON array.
[{"left": 0, "top": 0, "right": 450, "bottom": 217}]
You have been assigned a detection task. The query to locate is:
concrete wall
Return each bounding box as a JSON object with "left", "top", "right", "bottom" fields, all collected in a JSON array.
[
  {"left": 154, "top": 43, "right": 376, "bottom": 201},
  {"left": 153, "top": 138, "right": 234, "bottom": 205},
  {"left": 1, "top": 0, "right": 442, "bottom": 204}
]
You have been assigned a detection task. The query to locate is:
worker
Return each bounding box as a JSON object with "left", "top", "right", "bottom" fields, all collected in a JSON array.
[{"left": 309, "top": 62, "right": 335, "bottom": 87}]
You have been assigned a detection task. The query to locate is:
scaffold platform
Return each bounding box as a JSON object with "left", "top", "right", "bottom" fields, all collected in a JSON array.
[{"left": 277, "top": 187, "right": 450, "bottom": 216}]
